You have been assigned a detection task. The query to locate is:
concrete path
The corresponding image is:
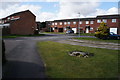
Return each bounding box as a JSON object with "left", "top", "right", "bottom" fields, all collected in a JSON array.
[{"left": 55, "top": 39, "right": 120, "bottom": 50}]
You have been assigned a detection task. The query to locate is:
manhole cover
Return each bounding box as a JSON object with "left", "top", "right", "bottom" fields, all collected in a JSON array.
[{"left": 68, "top": 51, "right": 94, "bottom": 58}]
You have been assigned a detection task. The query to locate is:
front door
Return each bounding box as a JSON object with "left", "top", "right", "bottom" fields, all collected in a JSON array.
[{"left": 86, "top": 28, "right": 89, "bottom": 33}]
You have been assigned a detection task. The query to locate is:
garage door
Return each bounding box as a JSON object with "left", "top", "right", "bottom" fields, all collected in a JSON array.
[
  {"left": 110, "top": 28, "right": 117, "bottom": 34},
  {"left": 72, "top": 28, "right": 77, "bottom": 33}
]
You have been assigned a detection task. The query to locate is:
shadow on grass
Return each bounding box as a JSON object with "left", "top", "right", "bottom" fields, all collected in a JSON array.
[
  {"left": 2, "top": 34, "right": 46, "bottom": 38},
  {"left": 2, "top": 60, "right": 46, "bottom": 79}
]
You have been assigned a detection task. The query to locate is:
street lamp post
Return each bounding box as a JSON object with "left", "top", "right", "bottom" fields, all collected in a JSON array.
[{"left": 78, "top": 12, "right": 80, "bottom": 37}]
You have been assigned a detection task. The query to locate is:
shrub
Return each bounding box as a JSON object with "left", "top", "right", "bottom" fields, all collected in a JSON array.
[{"left": 95, "top": 22, "right": 109, "bottom": 39}]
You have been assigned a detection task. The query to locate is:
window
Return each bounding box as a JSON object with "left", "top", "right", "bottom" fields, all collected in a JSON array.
[
  {"left": 59, "top": 22, "right": 62, "bottom": 25},
  {"left": 97, "top": 19, "right": 101, "bottom": 23},
  {"left": 68, "top": 22, "right": 70, "bottom": 24},
  {"left": 64, "top": 22, "right": 67, "bottom": 25},
  {"left": 86, "top": 21, "right": 89, "bottom": 24},
  {"left": 112, "top": 19, "right": 116, "bottom": 23},
  {"left": 73, "top": 21, "right": 76, "bottom": 25},
  {"left": 79, "top": 21, "right": 82, "bottom": 24},
  {"left": 7, "top": 17, "right": 10, "bottom": 20},
  {"left": 52, "top": 23, "right": 54, "bottom": 25},
  {"left": 90, "top": 21, "right": 94, "bottom": 24},
  {"left": 103, "top": 19, "right": 107, "bottom": 23},
  {"left": 55, "top": 22, "right": 57, "bottom": 25},
  {"left": 90, "top": 27, "right": 93, "bottom": 31}
]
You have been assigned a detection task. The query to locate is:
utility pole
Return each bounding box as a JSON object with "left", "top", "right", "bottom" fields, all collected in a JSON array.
[{"left": 78, "top": 12, "right": 80, "bottom": 37}]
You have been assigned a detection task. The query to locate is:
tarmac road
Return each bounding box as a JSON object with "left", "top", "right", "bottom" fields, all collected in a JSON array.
[
  {"left": 2, "top": 34, "right": 119, "bottom": 78},
  {"left": 2, "top": 34, "right": 75, "bottom": 79}
]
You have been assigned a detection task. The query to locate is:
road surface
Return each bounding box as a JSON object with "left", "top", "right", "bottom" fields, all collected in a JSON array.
[{"left": 2, "top": 34, "right": 119, "bottom": 79}]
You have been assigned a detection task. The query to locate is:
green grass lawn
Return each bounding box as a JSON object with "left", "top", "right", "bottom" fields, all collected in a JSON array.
[
  {"left": 74, "top": 37, "right": 120, "bottom": 43},
  {"left": 76, "top": 33, "right": 95, "bottom": 36},
  {"left": 37, "top": 41, "right": 118, "bottom": 78},
  {"left": 2, "top": 34, "right": 45, "bottom": 38},
  {"left": 43, "top": 32, "right": 65, "bottom": 34}
]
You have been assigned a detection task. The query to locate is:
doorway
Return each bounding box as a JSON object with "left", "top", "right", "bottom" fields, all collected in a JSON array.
[{"left": 58, "top": 28, "right": 63, "bottom": 32}]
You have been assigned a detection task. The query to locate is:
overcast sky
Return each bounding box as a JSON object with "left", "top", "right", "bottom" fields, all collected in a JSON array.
[{"left": 0, "top": 0, "right": 119, "bottom": 22}]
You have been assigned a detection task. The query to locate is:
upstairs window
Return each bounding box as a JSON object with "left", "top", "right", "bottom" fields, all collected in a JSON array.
[
  {"left": 112, "top": 19, "right": 116, "bottom": 23},
  {"left": 64, "top": 22, "right": 67, "bottom": 25},
  {"left": 55, "top": 22, "right": 57, "bottom": 25},
  {"left": 59, "top": 22, "right": 62, "bottom": 25},
  {"left": 86, "top": 21, "right": 89, "bottom": 24},
  {"left": 79, "top": 21, "right": 82, "bottom": 24},
  {"left": 97, "top": 19, "right": 101, "bottom": 23},
  {"left": 73, "top": 21, "right": 76, "bottom": 25},
  {"left": 52, "top": 23, "right": 54, "bottom": 25},
  {"left": 90, "top": 21, "right": 94, "bottom": 24},
  {"left": 103, "top": 19, "right": 107, "bottom": 23},
  {"left": 68, "top": 22, "right": 70, "bottom": 24}
]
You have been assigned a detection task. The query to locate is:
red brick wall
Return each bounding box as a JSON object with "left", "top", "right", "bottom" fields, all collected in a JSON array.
[
  {"left": 10, "top": 11, "right": 36, "bottom": 35},
  {"left": 49, "top": 16, "right": 120, "bottom": 34}
]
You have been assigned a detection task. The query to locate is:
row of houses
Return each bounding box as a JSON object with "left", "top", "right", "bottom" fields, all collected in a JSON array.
[
  {"left": 46, "top": 14, "right": 120, "bottom": 34},
  {"left": 0, "top": 10, "right": 120, "bottom": 35}
]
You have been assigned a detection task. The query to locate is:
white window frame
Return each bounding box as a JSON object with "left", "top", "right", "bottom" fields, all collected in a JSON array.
[
  {"left": 86, "top": 21, "right": 89, "bottom": 24},
  {"left": 79, "top": 21, "right": 82, "bottom": 24},
  {"left": 64, "top": 22, "right": 67, "bottom": 25},
  {"left": 97, "top": 19, "right": 101, "bottom": 23},
  {"left": 112, "top": 19, "right": 116, "bottom": 23},
  {"left": 55, "top": 22, "right": 57, "bottom": 25},
  {"left": 52, "top": 23, "right": 54, "bottom": 25},
  {"left": 68, "top": 22, "right": 70, "bottom": 24},
  {"left": 59, "top": 22, "right": 62, "bottom": 25},
  {"left": 90, "top": 21, "right": 94, "bottom": 24},
  {"left": 102, "top": 19, "right": 107, "bottom": 23},
  {"left": 73, "top": 21, "right": 76, "bottom": 25}
]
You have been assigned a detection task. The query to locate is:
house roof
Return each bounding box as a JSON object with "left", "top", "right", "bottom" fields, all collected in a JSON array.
[
  {"left": 96, "top": 14, "right": 120, "bottom": 19},
  {"left": 54, "top": 17, "right": 96, "bottom": 22},
  {"left": 1, "top": 10, "right": 35, "bottom": 20},
  {"left": 52, "top": 14, "right": 120, "bottom": 22}
]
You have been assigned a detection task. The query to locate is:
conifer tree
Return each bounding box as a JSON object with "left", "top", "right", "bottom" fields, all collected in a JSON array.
[{"left": 95, "top": 22, "right": 109, "bottom": 39}]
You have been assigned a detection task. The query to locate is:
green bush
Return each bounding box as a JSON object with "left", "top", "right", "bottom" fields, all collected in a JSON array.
[{"left": 95, "top": 22, "right": 109, "bottom": 39}]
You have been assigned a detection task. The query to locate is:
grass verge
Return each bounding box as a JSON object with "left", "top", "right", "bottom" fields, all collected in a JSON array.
[
  {"left": 37, "top": 41, "right": 118, "bottom": 78},
  {"left": 43, "top": 32, "right": 65, "bottom": 34},
  {"left": 74, "top": 37, "right": 120, "bottom": 43},
  {"left": 76, "top": 33, "right": 95, "bottom": 36}
]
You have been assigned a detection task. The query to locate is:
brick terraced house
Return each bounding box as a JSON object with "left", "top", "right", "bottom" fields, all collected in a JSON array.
[
  {"left": 0, "top": 10, "right": 37, "bottom": 35},
  {"left": 47, "top": 14, "right": 120, "bottom": 35}
]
